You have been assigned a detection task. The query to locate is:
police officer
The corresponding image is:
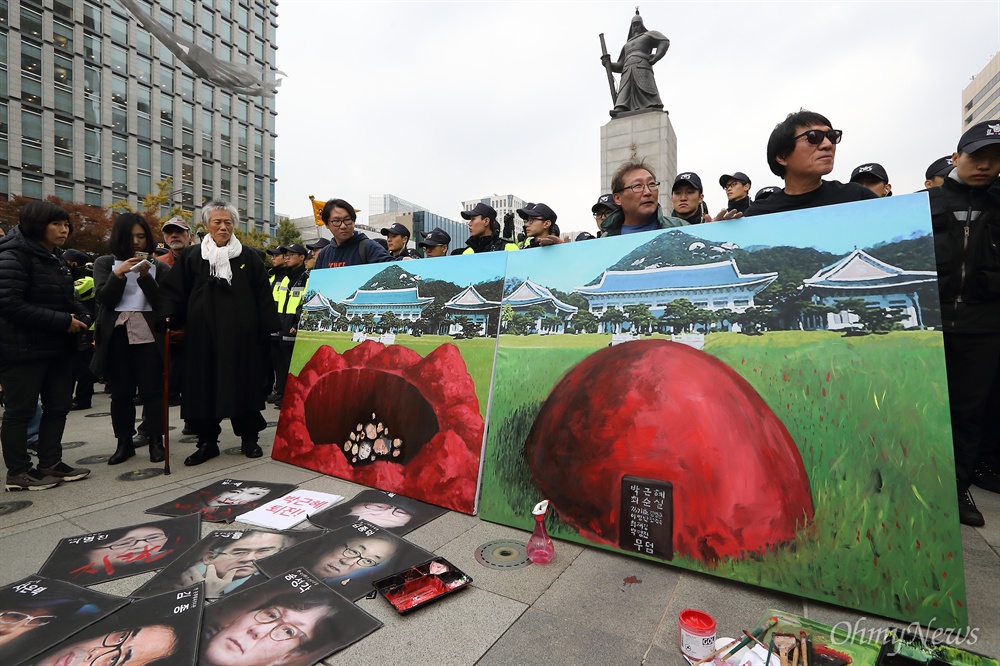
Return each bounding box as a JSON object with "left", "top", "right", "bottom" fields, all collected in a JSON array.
[
  {"left": 461, "top": 203, "right": 518, "bottom": 253},
  {"left": 265, "top": 246, "right": 288, "bottom": 404},
  {"left": 272, "top": 244, "right": 309, "bottom": 408},
  {"left": 65, "top": 249, "right": 97, "bottom": 411}
]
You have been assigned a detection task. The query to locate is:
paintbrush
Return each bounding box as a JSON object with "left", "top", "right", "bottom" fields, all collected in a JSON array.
[
  {"left": 800, "top": 631, "right": 809, "bottom": 666},
  {"left": 764, "top": 636, "right": 776, "bottom": 666},
  {"left": 692, "top": 637, "right": 742, "bottom": 666},
  {"left": 723, "top": 616, "right": 779, "bottom": 659},
  {"left": 743, "top": 629, "right": 770, "bottom": 652}
]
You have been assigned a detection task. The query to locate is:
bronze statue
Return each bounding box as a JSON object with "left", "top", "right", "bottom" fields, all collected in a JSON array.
[{"left": 600, "top": 9, "right": 670, "bottom": 118}]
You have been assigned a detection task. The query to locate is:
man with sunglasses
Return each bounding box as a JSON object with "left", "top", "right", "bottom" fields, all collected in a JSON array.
[
  {"left": 745, "top": 110, "right": 877, "bottom": 217},
  {"left": 599, "top": 161, "right": 687, "bottom": 236},
  {"left": 928, "top": 121, "right": 1000, "bottom": 526}
]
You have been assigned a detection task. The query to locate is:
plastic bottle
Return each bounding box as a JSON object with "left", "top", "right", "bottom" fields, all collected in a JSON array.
[{"left": 526, "top": 499, "right": 555, "bottom": 564}]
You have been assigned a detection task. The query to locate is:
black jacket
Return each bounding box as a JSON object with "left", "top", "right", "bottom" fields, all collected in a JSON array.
[
  {"left": 0, "top": 227, "right": 89, "bottom": 364},
  {"left": 930, "top": 175, "right": 1000, "bottom": 332},
  {"left": 462, "top": 234, "right": 517, "bottom": 253}
]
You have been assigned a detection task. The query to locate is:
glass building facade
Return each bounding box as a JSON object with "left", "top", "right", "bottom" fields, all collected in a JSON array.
[{"left": 0, "top": 0, "right": 278, "bottom": 233}]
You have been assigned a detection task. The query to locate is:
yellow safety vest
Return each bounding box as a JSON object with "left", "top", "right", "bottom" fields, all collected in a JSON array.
[{"left": 271, "top": 275, "right": 290, "bottom": 313}]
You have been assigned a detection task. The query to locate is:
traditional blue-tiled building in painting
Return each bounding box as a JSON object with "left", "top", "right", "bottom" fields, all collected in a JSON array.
[{"left": 444, "top": 285, "right": 499, "bottom": 336}]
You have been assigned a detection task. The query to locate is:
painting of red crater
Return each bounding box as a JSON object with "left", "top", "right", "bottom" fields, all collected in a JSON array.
[
  {"left": 525, "top": 340, "right": 814, "bottom": 563},
  {"left": 273, "top": 341, "right": 485, "bottom": 514}
]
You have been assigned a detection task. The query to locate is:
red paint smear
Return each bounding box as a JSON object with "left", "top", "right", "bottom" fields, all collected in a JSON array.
[
  {"left": 525, "top": 340, "right": 813, "bottom": 563},
  {"left": 623, "top": 575, "right": 642, "bottom": 585},
  {"left": 826, "top": 372, "right": 831, "bottom": 381}
]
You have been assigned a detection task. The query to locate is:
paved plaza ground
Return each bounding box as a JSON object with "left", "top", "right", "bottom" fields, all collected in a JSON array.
[{"left": 1, "top": 394, "right": 998, "bottom": 664}]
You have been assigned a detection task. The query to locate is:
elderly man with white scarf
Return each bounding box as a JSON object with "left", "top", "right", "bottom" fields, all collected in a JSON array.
[{"left": 159, "top": 200, "right": 280, "bottom": 466}]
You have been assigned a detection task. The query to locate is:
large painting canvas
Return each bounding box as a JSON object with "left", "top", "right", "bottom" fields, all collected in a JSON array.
[
  {"left": 273, "top": 253, "right": 508, "bottom": 514},
  {"left": 478, "top": 194, "right": 967, "bottom": 628}
]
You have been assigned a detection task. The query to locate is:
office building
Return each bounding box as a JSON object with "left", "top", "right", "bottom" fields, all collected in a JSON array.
[
  {"left": 0, "top": 0, "right": 278, "bottom": 233},
  {"left": 963, "top": 51, "right": 1000, "bottom": 131}
]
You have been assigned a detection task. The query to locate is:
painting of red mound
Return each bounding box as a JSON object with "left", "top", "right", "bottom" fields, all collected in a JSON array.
[
  {"left": 525, "top": 340, "right": 814, "bottom": 562},
  {"left": 273, "top": 341, "right": 484, "bottom": 514}
]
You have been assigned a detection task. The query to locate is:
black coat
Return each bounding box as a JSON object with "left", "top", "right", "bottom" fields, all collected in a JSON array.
[
  {"left": 91, "top": 254, "right": 171, "bottom": 378},
  {"left": 158, "top": 244, "right": 280, "bottom": 420},
  {"left": 0, "top": 227, "right": 88, "bottom": 365}
]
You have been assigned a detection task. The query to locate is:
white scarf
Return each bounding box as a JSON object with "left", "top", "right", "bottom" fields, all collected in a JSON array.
[{"left": 200, "top": 233, "right": 243, "bottom": 284}]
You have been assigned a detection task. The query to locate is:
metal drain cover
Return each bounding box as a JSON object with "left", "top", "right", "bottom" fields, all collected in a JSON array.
[
  {"left": 475, "top": 539, "right": 531, "bottom": 569},
  {"left": 179, "top": 436, "right": 199, "bottom": 444},
  {"left": 0, "top": 500, "right": 32, "bottom": 515},
  {"left": 76, "top": 455, "right": 111, "bottom": 464},
  {"left": 266, "top": 421, "right": 278, "bottom": 428},
  {"left": 223, "top": 446, "right": 243, "bottom": 456},
  {"left": 85, "top": 412, "right": 111, "bottom": 418},
  {"left": 117, "top": 468, "right": 165, "bottom": 481}
]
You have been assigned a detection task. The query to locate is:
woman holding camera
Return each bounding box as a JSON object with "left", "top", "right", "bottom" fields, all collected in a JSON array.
[
  {"left": 93, "top": 213, "right": 170, "bottom": 464},
  {"left": 0, "top": 201, "right": 92, "bottom": 490}
]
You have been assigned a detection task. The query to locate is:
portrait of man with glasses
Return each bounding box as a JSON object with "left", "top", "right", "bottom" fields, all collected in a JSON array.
[
  {"left": 32, "top": 624, "right": 179, "bottom": 666},
  {"left": 599, "top": 161, "right": 687, "bottom": 236},
  {"left": 308, "top": 489, "right": 445, "bottom": 535},
  {"left": 201, "top": 572, "right": 381, "bottom": 666},
  {"left": 746, "top": 109, "right": 878, "bottom": 217}
]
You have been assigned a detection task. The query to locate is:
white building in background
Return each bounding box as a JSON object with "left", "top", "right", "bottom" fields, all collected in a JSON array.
[
  {"left": 963, "top": 51, "right": 1000, "bottom": 131},
  {"left": 462, "top": 194, "right": 527, "bottom": 228}
]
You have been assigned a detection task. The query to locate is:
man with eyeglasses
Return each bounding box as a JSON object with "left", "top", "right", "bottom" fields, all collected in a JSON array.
[
  {"left": 35, "top": 624, "right": 178, "bottom": 666},
  {"left": 461, "top": 203, "right": 519, "bottom": 253},
  {"left": 745, "top": 110, "right": 877, "bottom": 217},
  {"left": 180, "top": 530, "right": 288, "bottom": 598},
  {"left": 719, "top": 172, "right": 753, "bottom": 214},
  {"left": 313, "top": 198, "right": 392, "bottom": 269},
  {"left": 312, "top": 535, "right": 398, "bottom": 582},
  {"left": 591, "top": 193, "right": 619, "bottom": 237},
  {"left": 201, "top": 593, "right": 337, "bottom": 666},
  {"left": 599, "top": 161, "right": 687, "bottom": 236},
  {"left": 671, "top": 173, "right": 709, "bottom": 225}
]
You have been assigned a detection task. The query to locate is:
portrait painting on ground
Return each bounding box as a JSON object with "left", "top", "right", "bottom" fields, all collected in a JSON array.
[
  {"left": 145, "top": 479, "right": 296, "bottom": 523},
  {"left": 37, "top": 514, "right": 201, "bottom": 586},
  {"left": 25, "top": 584, "right": 204, "bottom": 666},
  {"left": 0, "top": 575, "right": 127, "bottom": 665},
  {"left": 477, "top": 193, "right": 968, "bottom": 628},
  {"left": 308, "top": 488, "right": 447, "bottom": 536},
  {"left": 272, "top": 253, "right": 508, "bottom": 514},
  {"left": 132, "top": 529, "right": 323, "bottom": 600},
  {"left": 199, "top": 567, "right": 381, "bottom": 666}
]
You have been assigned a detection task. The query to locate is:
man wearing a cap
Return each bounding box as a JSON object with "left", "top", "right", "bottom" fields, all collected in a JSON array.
[
  {"left": 600, "top": 161, "right": 687, "bottom": 236},
  {"left": 159, "top": 217, "right": 192, "bottom": 267},
  {"left": 304, "top": 238, "right": 329, "bottom": 271},
  {"left": 850, "top": 163, "right": 892, "bottom": 197},
  {"left": 924, "top": 156, "right": 954, "bottom": 190},
  {"left": 927, "top": 120, "right": 1000, "bottom": 526},
  {"left": 263, "top": 246, "right": 288, "bottom": 405},
  {"left": 65, "top": 249, "right": 98, "bottom": 412},
  {"left": 591, "top": 194, "right": 619, "bottom": 237},
  {"left": 270, "top": 244, "right": 309, "bottom": 407},
  {"left": 381, "top": 222, "right": 421, "bottom": 260},
  {"left": 755, "top": 186, "right": 779, "bottom": 202},
  {"left": 314, "top": 198, "right": 393, "bottom": 268},
  {"left": 517, "top": 203, "right": 562, "bottom": 248},
  {"left": 671, "top": 173, "right": 708, "bottom": 225},
  {"left": 418, "top": 228, "right": 451, "bottom": 258},
  {"left": 720, "top": 172, "right": 753, "bottom": 214},
  {"left": 745, "top": 110, "right": 877, "bottom": 216},
  {"left": 461, "top": 203, "right": 518, "bottom": 254}
]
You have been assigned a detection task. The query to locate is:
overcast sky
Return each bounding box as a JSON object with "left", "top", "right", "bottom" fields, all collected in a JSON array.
[{"left": 272, "top": 1, "right": 1000, "bottom": 235}]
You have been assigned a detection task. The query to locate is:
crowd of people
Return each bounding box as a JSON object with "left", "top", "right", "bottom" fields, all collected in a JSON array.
[{"left": 1, "top": 110, "right": 998, "bottom": 528}]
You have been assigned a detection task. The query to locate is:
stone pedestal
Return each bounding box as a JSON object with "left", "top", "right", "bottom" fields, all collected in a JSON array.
[{"left": 601, "top": 111, "right": 677, "bottom": 211}]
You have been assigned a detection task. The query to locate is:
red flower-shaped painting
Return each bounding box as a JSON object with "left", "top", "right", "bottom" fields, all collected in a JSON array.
[{"left": 273, "top": 341, "right": 485, "bottom": 514}]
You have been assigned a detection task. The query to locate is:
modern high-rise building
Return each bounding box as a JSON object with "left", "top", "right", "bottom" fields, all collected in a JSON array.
[
  {"left": 0, "top": 0, "right": 279, "bottom": 233},
  {"left": 369, "top": 193, "right": 425, "bottom": 217},
  {"left": 962, "top": 51, "right": 1000, "bottom": 131},
  {"left": 462, "top": 193, "right": 526, "bottom": 229}
]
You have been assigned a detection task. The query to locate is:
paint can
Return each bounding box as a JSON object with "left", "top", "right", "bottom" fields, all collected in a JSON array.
[{"left": 679, "top": 608, "right": 716, "bottom": 662}]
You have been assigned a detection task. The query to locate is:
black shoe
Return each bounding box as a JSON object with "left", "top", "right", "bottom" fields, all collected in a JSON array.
[
  {"left": 181, "top": 423, "right": 195, "bottom": 436},
  {"left": 265, "top": 392, "right": 280, "bottom": 405},
  {"left": 241, "top": 439, "right": 263, "bottom": 459},
  {"left": 958, "top": 487, "right": 986, "bottom": 527},
  {"left": 133, "top": 433, "right": 151, "bottom": 448},
  {"left": 149, "top": 439, "right": 165, "bottom": 463},
  {"left": 168, "top": 395, "right": 182, "bottom": 406},
  {"left": 108, "top": 442, "right": 135, "bottom": 465},
  {"left": 184, "top": 442, "right": 220, "bottom": 466},
  {"left": 972, "top": 462, "right": 1000, "bottom": 494},
  {"left": 70, "top": 401, "right": 92, "bottom": 411}
]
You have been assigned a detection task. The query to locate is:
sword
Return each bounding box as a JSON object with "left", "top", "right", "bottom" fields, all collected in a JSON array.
[{"left": 599, "top": 33, "right": 617, "bottom": 103}]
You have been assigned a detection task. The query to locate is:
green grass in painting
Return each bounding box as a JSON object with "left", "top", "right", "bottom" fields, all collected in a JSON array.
[{"left": 479, "top": 330, "right": 967, "bottom": 628}]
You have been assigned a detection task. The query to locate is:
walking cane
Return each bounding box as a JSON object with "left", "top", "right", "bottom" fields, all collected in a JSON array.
[{"left": 162, "top": 323, "right": 171, "bottom": 475}]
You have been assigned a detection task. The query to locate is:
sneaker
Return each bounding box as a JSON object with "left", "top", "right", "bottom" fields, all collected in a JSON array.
[
  {"left": 958, "top": 488, "right": 986, "bottom": 527},
  {"left": 37, "top": 462, "right": 91, "bottom": 482},
  {"left": 972, "top": 462, "right": 1000, "bottom": 494},
  {"left": 5, "top": 469, "right": 61, "bottom": 491}
]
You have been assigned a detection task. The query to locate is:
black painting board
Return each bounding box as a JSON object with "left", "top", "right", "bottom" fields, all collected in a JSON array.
[
  {"left": 37, "top": 514, "right": 201, "bottom": 586},
  {"left": 618, "top": 475, "right": 673, "bottom": 561},
  {"left": 307, "top": 488, "right": 447, "bottom": 535},
  {"left": 0, "top": 575, "right": 127, "bottom": 666},
  {"left": 200, "top": 568, "right": 381, "bottom": 666},
  {"left": 24, "top": 583, "right": 204, "bottom": 666},
  {"left": 132, "top": 528, "right": 323, "bottom": 600},
  {"left": 145, "top": 479, "right": 297, "bottom": 523},
  {"left": 255, "top": 520, "right": 435, "bottom": 601}
]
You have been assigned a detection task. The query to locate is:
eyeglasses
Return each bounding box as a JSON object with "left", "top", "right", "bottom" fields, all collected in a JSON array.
[
  {"left": 254, "top": 608, "right": 307, "bottom": 642},
  {"left": 615, "top": 181, "right": 660, "bottom": 194},
  {"left": 326, "top": 217, "right": 353, "bottom": 227},
  {"left": 0, "top": 611, "right": 54, "bottom": 627},
  {"left": 88, "top": 628, "right": 137, "bottom": 666},
  {"left": 106, "top": 533, "right": 167, "bottom": 550},
  {"left": 364, "top": 502, "right": 411, "bottom": 517},
  {"left": 793, "top": 129, "right": 843, "bottom": 145},
  {"left": 342, "top": 546, "right": 380, "bottom": 568},
  {"left": 723, "top": 181, "right": 745, "bottom": 190}
]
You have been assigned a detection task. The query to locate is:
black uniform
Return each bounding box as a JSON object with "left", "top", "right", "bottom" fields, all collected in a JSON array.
[{"left": 744, "top": 180, "right": 877, "bottom": 216}]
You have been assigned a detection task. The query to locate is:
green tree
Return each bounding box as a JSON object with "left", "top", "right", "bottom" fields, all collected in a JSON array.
[
  {"left": 624, "top": 304, "right": 655, "bottom": 335},
  {"left": 711, "top": 308, "right": 734, "bottom": 332},
  {"left": 274, "top": 217, "right": 302, "bottom": 247},
  {"left": 839, "top": 298, "right": 908, "bottom": 334},
  {"left": 379, "top": 311, "right": 402, "bottom": 334},
  {"left": 661, "top": 299, "right": 698, "bottom": 333},
  {"left": 542, "top": 315, "right": 563, "bottom": 333},
  {"left": 526, "top": 305, "right": 546, "bottom": 332},
  {"left": 572, "top": 310, "right": 599, "bottom": 334},
  {"left": 422, "top": 301, "right": 447, "bottom": 336},
  {"left": 508, "top": 313, "right": 534, "bottom": 336},
  {"left": 600, "top": 307, "right": 626, "bottom": 334},
  {"left": 110, "top": 177, "right": 191, "bottom": 233},
  {"left": 361, "top": 313, "right": 376, "bottom": 333},
  {"left": 500, "top": 303, "right": 515, "bottom": 332}
]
